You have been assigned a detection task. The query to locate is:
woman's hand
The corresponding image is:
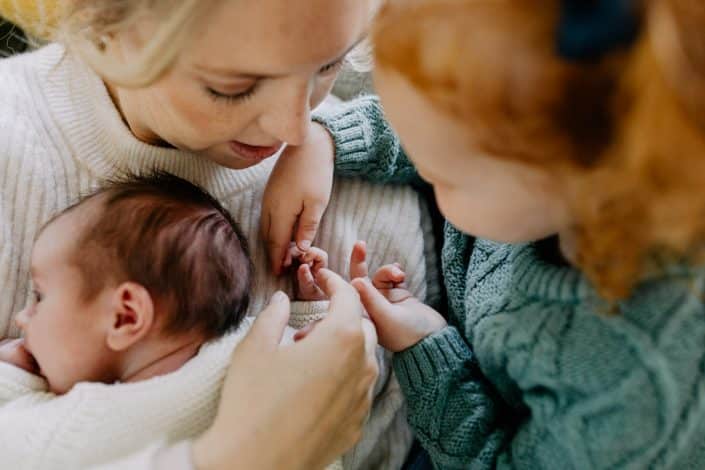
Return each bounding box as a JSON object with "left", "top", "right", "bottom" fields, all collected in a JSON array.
[
  {"left": 262, "top": 122, "right": 335, "bottom": 275},
  {"left": 193, "top": 270, "right": 378, "bottom": 470}
]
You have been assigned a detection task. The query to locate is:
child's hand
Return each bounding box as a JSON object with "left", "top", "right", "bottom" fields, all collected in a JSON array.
[
  {"left": 349, "top": 246, "right": 447, "bottom": 353},
  {"left": 0, "top": 338, "right": 39, "bottom": 375},
  {"left": 262, "top": 122, "right": 335, "bottom": 275},
  {"left": 290, "top": 244, "right": 330, "bottom": 301}
]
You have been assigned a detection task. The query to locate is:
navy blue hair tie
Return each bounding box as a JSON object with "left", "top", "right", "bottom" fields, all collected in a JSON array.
[{"left": 557, "top": 0, "right": 641, "bottom": 61}]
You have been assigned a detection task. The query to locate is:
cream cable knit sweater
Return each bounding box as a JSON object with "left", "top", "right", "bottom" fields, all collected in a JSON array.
[{"left": 0, "top": 44, "right": 431, "bottom": 469}]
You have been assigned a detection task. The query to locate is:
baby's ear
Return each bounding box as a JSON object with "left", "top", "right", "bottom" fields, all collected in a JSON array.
[{"left": 105, "top": 282, "right": 155, "bottom": 352}]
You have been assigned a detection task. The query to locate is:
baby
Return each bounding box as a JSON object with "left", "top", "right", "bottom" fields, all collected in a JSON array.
[
  {"left": 0, "top": 171, "right": 379, "bottom": 470},
  {"left": 0, "top": 172, "right": 254, "bottom": 468},
  {"left": 0, "top": 172, "right": 252, "bottom": 392}
]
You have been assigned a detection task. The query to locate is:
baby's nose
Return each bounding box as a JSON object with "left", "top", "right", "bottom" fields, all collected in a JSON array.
[{"left": 14, "top": 309, "right": 29, "bottom": 330}]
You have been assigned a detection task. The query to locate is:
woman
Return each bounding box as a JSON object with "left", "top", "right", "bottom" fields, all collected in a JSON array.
[{"left": 0, "top": 0, "right": 434, "bottom": 468}]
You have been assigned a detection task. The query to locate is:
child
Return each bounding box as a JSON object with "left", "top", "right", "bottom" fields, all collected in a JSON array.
[
  {"left": 0, "top": 172, "right": 351, "bottom": 470},
  {"left": 263, "top": 0, "right": 705, "bottom": 468}
]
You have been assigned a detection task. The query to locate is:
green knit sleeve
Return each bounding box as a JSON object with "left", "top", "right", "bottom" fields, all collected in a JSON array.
[
  {"left": 395, "top": 270, "right": 705, "bottom": 469},
  {"left": 313, "top": 95, "right": 424, "bottom": 186},
  {"left": 393, "top": 326, "right": 511, "bottom": 470}
]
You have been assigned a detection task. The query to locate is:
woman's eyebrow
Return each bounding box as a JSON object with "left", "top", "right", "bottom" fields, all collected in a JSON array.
[{"left": 195, "top": 36, "right": 367, "bottom": 79}]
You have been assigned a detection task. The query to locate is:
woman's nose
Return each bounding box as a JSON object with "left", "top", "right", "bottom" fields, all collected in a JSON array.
[{"left": 261, "top": 81, "right": 312, "bottom": 146}]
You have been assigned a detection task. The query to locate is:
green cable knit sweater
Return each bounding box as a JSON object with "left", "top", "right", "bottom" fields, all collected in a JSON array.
[{"left": 314, "top": 96, "right": 705, "bottom": 469}]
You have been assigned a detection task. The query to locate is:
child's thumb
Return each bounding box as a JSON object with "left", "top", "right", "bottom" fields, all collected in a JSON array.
[
  {"left": 246, "top": 291, "right": 291, "bottom": 350},
  {"left": 351, "top": 278, "right": 394, "bottom": 325}
]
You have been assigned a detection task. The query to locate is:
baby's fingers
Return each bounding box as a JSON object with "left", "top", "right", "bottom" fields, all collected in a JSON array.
[
  {"left": 300, "top": 246, "right": 329, "bottom": 272},
  {"left": 297, "top": 264, "right": 326, "bottom": 300}
]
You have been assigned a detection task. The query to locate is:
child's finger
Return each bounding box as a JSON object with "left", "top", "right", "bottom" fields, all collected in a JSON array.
[
  {"left": 351, "top": 277, "right": 395, "bottom": 325},
  {"left": 372, "top": 265, "right": 406, "bottom": 290},
  {"left": 264, "top": 210, "right": 299, "bottom": 276},
  {"left": 295, "top": 200, "right": 326, "bottom": 253},
  {"left": 349, "top": 241, "right": 368, "bottom": 280}
]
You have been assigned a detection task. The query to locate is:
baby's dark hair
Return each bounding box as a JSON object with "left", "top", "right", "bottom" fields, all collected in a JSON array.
[{"left": 57, "top": 171, "right": 252, "bottom": 341}]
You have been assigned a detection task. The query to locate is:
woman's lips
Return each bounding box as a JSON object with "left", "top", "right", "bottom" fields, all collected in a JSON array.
[{"left": 229, "top": 140, "right": 283, "bottom": 161}]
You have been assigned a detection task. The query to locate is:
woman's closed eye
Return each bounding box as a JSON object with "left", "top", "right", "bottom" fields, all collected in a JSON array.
[
  {"left": 206, "top": 83, "right": 258, "bottom": 104},
  {"left": 205, "top": 57, "right": 346, "bottom": 105}
]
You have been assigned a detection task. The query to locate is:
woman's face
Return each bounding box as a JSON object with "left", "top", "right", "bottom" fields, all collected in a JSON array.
[{"left": 110, "top": 0, "right": 374, "bottom": 169}]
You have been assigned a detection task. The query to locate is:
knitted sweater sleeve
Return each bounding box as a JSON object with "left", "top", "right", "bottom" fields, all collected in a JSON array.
[
  {"left": 313, "top": 95, "right": 423, "bottom": 186},
  {"left": 394, "top": 271, "right": 705, "bottom": 469},
  {"left": 393, "top": 327, "right": 510, "bottom": 470}
]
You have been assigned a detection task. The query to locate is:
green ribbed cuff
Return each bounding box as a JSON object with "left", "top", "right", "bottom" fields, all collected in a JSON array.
[
  {"left": 313, "top": 100, "right": 373, "bottom": 174},
  {"left": 393, "top": 326, "right": 473, "bottom": 395}
]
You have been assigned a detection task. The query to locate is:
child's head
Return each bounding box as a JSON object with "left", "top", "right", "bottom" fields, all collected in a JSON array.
[
  {"left": 15, "top": 172, "right": 252, "bottom": 394},
  {"left": 373, "top": 0, "right": 705, "bottom": 298}
]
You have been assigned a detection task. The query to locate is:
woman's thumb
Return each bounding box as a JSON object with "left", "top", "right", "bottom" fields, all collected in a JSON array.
[{"left": 247, "top": 291, "right": 291, "bottom": 349}]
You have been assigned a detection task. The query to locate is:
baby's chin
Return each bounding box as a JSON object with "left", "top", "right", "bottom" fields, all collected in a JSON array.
[
  {"left": 36, "top": 366, "right": 72, "bottom": 395},
  {"left": 46, "top": 378, "right": 73, "bottom": 395}
]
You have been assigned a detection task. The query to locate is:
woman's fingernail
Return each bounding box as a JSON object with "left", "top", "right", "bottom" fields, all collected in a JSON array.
[
  {"left": 271, "top": 291, "right": 288, "bottom": 303},
  {"left": 299, "top": 240, "right": 311, "bottom": 251}
]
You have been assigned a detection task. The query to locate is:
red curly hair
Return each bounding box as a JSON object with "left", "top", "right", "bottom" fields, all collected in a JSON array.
[{"left": 374, "top": 0, "right": 705, "bottom": 299}]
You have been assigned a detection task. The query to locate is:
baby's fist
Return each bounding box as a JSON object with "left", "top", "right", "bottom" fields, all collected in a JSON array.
[{"left": 0, "top": 338, "right": 40, "bottom": 374}]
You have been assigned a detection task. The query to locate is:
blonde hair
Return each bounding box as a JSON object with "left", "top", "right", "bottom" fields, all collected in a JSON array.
[
  {"left": 55, "top": 0, "right": 214, "bottom": 87},
  {"left": 374, "top": 0, "right": 705, "bottom": 299},
  {"left": 0, "top": 0, "right": 63, "bottom": 39},
  {"left": 54, "top": 0, "right": 383, "bottom": 88}
]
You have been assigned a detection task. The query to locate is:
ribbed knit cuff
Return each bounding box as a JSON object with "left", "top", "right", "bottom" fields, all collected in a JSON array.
[
  {"left": 313, "top": 99, "right": 374, "bottom": 175},
  {"left": 289, "top": 300, "right": 330, "bottom": 330},
  {"left": 393, "top": 326, "right": 473, "bottom": 395}
]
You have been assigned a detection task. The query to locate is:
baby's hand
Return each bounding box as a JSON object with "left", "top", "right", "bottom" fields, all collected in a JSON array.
[
  {"left": 0, "top": 338, "right": 39, "bottom": 374},
  {"left": 289, "top": 244, "right": 330, "bottom": 301},
  {"left": 350, "top": 246, "right": 447, "bottom": 352}
]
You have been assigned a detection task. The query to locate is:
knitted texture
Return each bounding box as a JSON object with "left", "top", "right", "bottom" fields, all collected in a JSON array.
[
  {"left": 0, "top": 45, "right": 433, "bottom": 469},
  {"left": 327, "top": 96, "right": 705, "bottom": 469},
  {"left": 0, "top": 320, "right": 253, "bottom": 469},
  {"left": 314, "top": 95, "right": 423, "bottom": 187}
]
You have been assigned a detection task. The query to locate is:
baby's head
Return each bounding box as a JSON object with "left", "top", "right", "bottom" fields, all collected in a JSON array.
[
  {"left": 15, "top": 172, "right": 252, "bottom": 394},
  {"left": 373, "top": 0, "right": 705, "bottom": 298}
]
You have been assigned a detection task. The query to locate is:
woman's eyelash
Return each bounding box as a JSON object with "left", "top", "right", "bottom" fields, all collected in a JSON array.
[
  {"left": 32, "top": 290, "right": 42, "bottom": 303},
  {"left": 206, "top": 59, "right": 344, "bottom": 105},
  {"left": 206, "top": 85, "right": 257, "bottom": 104}
]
